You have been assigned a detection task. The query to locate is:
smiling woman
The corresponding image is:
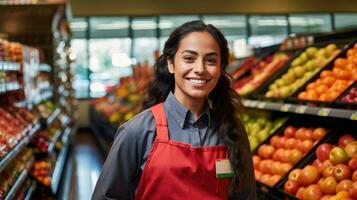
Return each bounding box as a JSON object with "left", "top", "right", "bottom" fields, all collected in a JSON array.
[{"left": 92, "top": 20, "right": 256, "bottom": 200}]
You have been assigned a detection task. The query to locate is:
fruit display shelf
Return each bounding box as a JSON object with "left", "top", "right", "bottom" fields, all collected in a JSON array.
[
  {"left": 4, "top": 158, "right": 34, "bottom": 200},
  {"left": 242, "top": 99, "right": 357, "bottom": 121},
  {"left": 278, "top": 133, "right": 357, "bottom": 199},
  {"left": 0, "top": 123, "right": 40, "bottom": 173},
  {"left": 335, "top": 81, "right": 357, "bottom": 109},
  {"left": 47, "top": 129, "right": 62, "bottom": 154},
  {"left": 45, "top": 108, "right": 61, "bottom": 127},
  {"left": 0, "top": 61, "right": 21, "bottom": 72},
  {"left": 24, "top": 180, "right": 36, "bottom": 200}
]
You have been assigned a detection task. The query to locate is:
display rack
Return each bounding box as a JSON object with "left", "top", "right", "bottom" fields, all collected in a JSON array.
[
  {"left": 0, "top": 61, "right": 21, "bottom": 71},
  {"left": 24, "top": 180, "right": 37, "bottom": 200},
  {"left": 47, "top": 130, "right": 62, "bottom": 153},
  {"left": 0, "top": 123, "right": 40, "bottom": 173},
  {"left": 4, "top": 158, "right": 34, "bottom": 200}
]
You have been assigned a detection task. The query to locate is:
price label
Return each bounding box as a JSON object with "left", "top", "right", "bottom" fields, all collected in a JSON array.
[
  {"left": 257, "top": 102, "right": 266, "bottom": 109},
  {"left": 250, "top": 101, "right": 258, "bottom": 108},
  {"left": 280, "top": 104, "right": 291, "bottom": 112},
  {"left": 295, "top": 105, "right": 308, "bottom": 114},
  {"left": 318, "top": 108, "right": 331, "bottom": 117},
  {"left": 350, "top": 112, "right": 357, "bottom": 120}
]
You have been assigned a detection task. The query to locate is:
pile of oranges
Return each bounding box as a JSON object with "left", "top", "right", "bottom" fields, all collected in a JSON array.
[{"left": 298, "top": 43, "right": 357, "bottom": 102}]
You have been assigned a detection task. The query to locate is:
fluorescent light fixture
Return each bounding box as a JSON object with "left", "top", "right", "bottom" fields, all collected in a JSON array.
[
  {"left": 256, "top": 19, "right": 287, "bottom": 26},
  {"left": 289, "top": 17, "right": 326, "bottom": 26},
  {"left": 95, "top": 22, "right": 129, "bottom": 30},
  {"left": 132, "top": 21, "right": 157, "bottom": 30},
  {"left": 112, "top": 53, "right": 132, "bottom": 67},
  {"left": 158, "top": 21, "right": 174, "bottom": 29},
  {"left": 70, "top": 21, "right": 88, "bottom": 30},
  {"left": 204, "top": 19, "right": 245, "bottom": 28}
]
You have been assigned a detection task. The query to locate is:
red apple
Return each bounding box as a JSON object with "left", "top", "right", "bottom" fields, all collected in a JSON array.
[
  {"left": 338, "top": 134, "right": 355, "bottom": 148},
  {"left": 345, "top": 141, "right": 357, "bottom": 158},
  {"left": 319, "top": 176, "right": 337, "bottom": 195},
  {"left": 312, "top": 127, "right": 327, "bottom": 141},
  {"left": 303, "top": 184, "right": 323, "bottom": 200},
  {"left": 284, "top": 126, "right": 296, "bottom": 138},
  {"left": 288, "top": 169, "right": 302, "bottom": 181},
  {"left": 336, "top": 179, "right": 353, "bottom": 193},
  {"left": 289, "top": 149, "right": 303, "bottom": 165},
  {"left": 321, "top": 195, "right": 333, "bottom": 200},
  {"left": 320, "top": 160, "right": 333, "bottom": 174},
  {"left": 329, "top": 147, "right": 349, "bottom": 165},
  {"left": 296, "top": 187, "right": 305, "bottom": 199},
  {"left": 312, "top": 159, "right": 322, "bottom": 169},
  {"left": 299, "top": 165, "right": 320, "bottom": 186},
  {"left": 352, "top": 170, "right": 357, "bottom": 182},
  {"left": 348, "top": 157, "right": 357, "bottom": 171},
  {"left": 333, "top": 164, "right": 351, "bottom": 182},
  {"left": 284, "top": 179, "right": 300, "bottom": 195},
  {"left": 316, "top": 143, "right": 334, "bottom": 162},
  {"left": 323, "top": 166, "right": 335, "bottom": 178},
  {"left": 349, "top": 182, "right": 357, "bottom": 199}
]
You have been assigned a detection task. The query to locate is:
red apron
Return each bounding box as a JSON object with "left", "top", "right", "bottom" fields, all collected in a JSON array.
[{"left": 135, "top": 103, "right": 231, "bottom": 200}]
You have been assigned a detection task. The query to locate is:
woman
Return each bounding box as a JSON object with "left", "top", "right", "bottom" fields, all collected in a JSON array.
[{"left": 92, "top": 20, "right": 256, "bottom": 200}]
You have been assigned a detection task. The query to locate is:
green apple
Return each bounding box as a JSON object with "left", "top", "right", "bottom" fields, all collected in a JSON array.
[
  {"left": 299, "top": 52, "right": 308, "bottom": 64},
  {"left": 257, "top": 129, "right": 270, "bottom": 142},
  {"left": 304, "top": 59, "right": 316, "bottom": 71},
  {"left": 269, "top": 83, "right": 278, "bottom": 90},
  {"left": 316, "top": 48, "right": 326, "bottom": 58},
  {"left": 293, "top": 66, "right": 305, "bottom": 78},
  {"left": 291, "top": 57, "right": 302, "bottom": 67},
  {"left": 280, "top": 86, "right": 292, "bottom": 97},
  {"left": 282, "top": 73, "right": 296, "bottom": 85},
  {"left": 306, "top": 47, "right": 318, "bottom": 58},
  {"left": 329, "top": 147, "right": 349, "bottom": 165}
]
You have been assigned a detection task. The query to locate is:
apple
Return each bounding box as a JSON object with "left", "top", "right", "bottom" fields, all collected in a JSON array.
[
  {"left": 329, "top": 147, "right": 349, "bottom": 165},
  {"left": 349, "top": 182, "right": 357, "bottom": 199},
  {"left": 333, "top": 164, "right": 351, "bottom": 182},
  {"left": 316, "top": 143, "right": 334, "bottom": 162},
  {"left": 306, "top": 47, "right": 318, "bottom": 58},
  {"left": 284, "top": 126, "right": 296, "bottom": 138},
  {"left": 352, "top": 170, "right": 357, "bottom": 182},
  {"left": 270, "top": 135, "right": 280, "bottom": 148},
  {"left": 338, "top": 134, "right": 355, "bottom": 148},
  {"left": 321, "top": 195, "right": 333, "bottom": 200},
  {"left": 299, "top": 165, "right": 320, "bottom": 186},
  {"left": 296, "top": 187, "right": 305, "bottom": 199},
  {"left": 345, "top": 142, "right": 357, "bottom": 158},
  {"left": 301, "top": 128, "right": 314, "bottom": 140},
  {"left": 323, "top": 166, "right": 335, "bottom": 177},
  {"left": 289, "top": 149, "right": 303, "bottom": 165},
  {"left": 312, "top": 127, "right": 327, "bottom": 141},
  {"left": 299, "top": 139, "right": 314, "bottom": 153},
  {"left": 320, "top": 160, "right": 333, "bottom": 174},
  {"left": 312, "top": 159, "right": 322, "bottom": 169},
  {"left": 288, "top": 169, "right": 302, "bottom": 181},
  {"left": 348, "top": 157, "right": 357, "bottom": 171},
  {"left": 303, "top": 184, "right": 323, "bottom": 200},
  {"left": 319, "top": 176, "right": 337, "bottom": 195},
  {"left": 336, "top": 179, "right": 353, "bottom": 193},
  {"left": 252, "top": 155, "right": 261, "bottom": 169},
  {"left": 330, "top": 191, "right": 350, "bottom": 200},
  {"left": 284, "top": 180, "right": 300, "bottom": 195},
  {"left": 296, "top": 128, "right": 307, "bottom": 140}
]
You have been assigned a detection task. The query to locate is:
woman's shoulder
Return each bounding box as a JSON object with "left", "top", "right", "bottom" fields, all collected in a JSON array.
[{"left": 115, "top": 107, "right": 156, "bottom": 140}]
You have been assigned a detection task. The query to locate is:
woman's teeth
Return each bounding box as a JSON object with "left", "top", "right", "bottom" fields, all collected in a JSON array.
[{"left": 189, "top": 79, "right": 206, "bottom": 84}]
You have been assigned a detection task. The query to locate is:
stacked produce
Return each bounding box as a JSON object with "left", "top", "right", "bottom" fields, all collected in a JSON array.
[
  {"left": 265, "top": 44, "right": 340, "bottom": 98},
  {"left": 341, "top": 85, "right": 357, "bottom": 103},
  {"left": 31, "top": 158, "right": 54, "bottom": 187},
  {"left": 241, "top": 113, "right": 287, "bottom": 150},
  {"left": 253, "top": 126, "right": 327, "bottom": 187},
  {"left": 283, "top": 134, "right": 357, "bottom": 200},
  {"left": 297, "top": 43, "right": 357, "bottom": 101},
  {"left": 234, "top": 52, "right": 290, "bottom": 96}
]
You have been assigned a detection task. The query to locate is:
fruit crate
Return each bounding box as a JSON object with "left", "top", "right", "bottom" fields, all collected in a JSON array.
[
  {"left": 253, "top": 41, "right": 348, "bottom": 102},
  {"left": 276, "top": 130, "right": 356, "bottom": 200},
  {"left": 253, "top": 116, "right": 333, "bottom": 197},
  {"left": 334, "top": 81, "right": 357, "bottom": 110},
  {"left": 234, "top": 50, "right": 299, "bottom": 99},
  {"left": 287, "top": 39, "right": 357, "bottom": 107}
]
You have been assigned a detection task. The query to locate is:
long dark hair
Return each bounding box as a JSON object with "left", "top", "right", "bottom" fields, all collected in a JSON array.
[{"left": 143, "top": 20, "right": 255, "bottom": 199}]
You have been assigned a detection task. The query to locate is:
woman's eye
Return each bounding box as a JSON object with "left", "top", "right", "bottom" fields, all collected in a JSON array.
[
  {"left": 184, "top": 57, "right": 194, "bottom": 62},
  {"left": 206, "top": 58, "right": 217, "bottom": 64}
]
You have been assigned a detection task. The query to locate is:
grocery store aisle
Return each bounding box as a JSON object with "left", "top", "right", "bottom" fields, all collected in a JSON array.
[{"left": 67, "top": 131, "right": 105, "bottom": 200}]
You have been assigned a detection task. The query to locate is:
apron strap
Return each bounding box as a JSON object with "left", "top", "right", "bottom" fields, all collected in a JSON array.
[{"left": 151, "top": 103, "right": 169, "bottom": 140}]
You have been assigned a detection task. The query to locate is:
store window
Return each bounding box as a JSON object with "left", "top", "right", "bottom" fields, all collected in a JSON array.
[
  {"left": 89, "top": 17, "right": 132, "bottom": 98},
  {"left": 70, "top": 17, "right": 89, "bottom": 98},
  {"left": 203, "top": 15, "right": 249, "bottom": 58},
  {"left": 289, "top": 14, "right": 332, "bottom": 34},
  {"left": 334, "top": 13, "right": 357, "bottom": 30},
  {"left": 158, "top": 15, "right": 200, "bottom": 52},
  {"left": 132, "top": 17, "right": 158, "bottom": 65},
  {"left": 249, "top": 15, "right": 288, "bottom": 48}
]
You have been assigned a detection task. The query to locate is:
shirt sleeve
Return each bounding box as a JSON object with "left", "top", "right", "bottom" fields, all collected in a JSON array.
[{"left": 92, "top": 123, "right": 139, "bottom": 200}]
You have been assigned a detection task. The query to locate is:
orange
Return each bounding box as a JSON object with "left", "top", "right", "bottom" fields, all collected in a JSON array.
[
  {"left": 354, "top": 43, "right": 357, "bottom": 49},
  {"left": 334, "top": 58, "right": 348, "bottom": 69},
  {"left": 315, "top": 84, "right": 329, "bottom": 95},
  {"left": 347, "top": 49, "right": 356, "bottom": 57},
  {"left": 329, "top": 91, "right": 341, "bottom": 101},
  {"left": 298, "top": 91, "right": 307, "bottom": 100},
  {"left": 322, "top": 76, "right": 336, "bottom": 87},
  {"left": 319, "top": 94, "right": 329, "bottom": 101},
  {"left": 306, "top": 82, "right": 317, "bottom": 91},
  {"left": 306, "top": 90, "right": 318, "bottom": 100},
  {"left": 320, "top": 70, "right": 334, "bottom": 79},
  {"left": 345, "top": 63, "right": 356, "bottom": 71},
  {"left": 335, "top": 70, "right": 351, "bottom": 80}
]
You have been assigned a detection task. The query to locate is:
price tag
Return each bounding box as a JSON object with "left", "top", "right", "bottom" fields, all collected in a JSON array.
[
  {"left": 280, "top": 104, "right": 291, "bottom": 112},
  {"left": 350, "top": 112, "right": 357, "bottom": 121},
  {"left": 257, "top": 102, "right": 266, "bottom": 109},
  {"left": 250, "top": 101, "right": 258, "bottom": 108},
  {"left": 318, "top": 108, "right": 331, "bottom": 117},
  {"left": 295, "top": 105, "right": 308, "bottom": 114}
]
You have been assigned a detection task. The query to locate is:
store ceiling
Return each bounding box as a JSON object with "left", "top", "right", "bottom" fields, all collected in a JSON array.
[{"left": 71, "top": 0, "right": 357, "bottom": 16}]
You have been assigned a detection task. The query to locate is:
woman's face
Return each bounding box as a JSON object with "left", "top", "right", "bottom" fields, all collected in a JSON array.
[{"left": 167, "top": 31, "right": 222, "bottom": 104}]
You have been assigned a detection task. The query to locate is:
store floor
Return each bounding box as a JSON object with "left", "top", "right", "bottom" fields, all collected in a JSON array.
[{"left": 65, "top": 131, "right": 105, "bottom": 200}]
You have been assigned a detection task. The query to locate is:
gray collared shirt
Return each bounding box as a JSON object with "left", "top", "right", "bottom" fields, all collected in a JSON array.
[{"left": 92, "top": 92, "right": 225, "bottom": 200}]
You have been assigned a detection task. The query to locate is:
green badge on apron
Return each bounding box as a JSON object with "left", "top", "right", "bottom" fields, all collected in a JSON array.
[{"left": 215, "top": 159, "right": 233, "bottom": 178}]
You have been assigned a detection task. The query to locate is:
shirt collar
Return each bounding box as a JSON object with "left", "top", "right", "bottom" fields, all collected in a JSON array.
[{"left": 164, "top": 92, "right": 211, "bottom": 129}]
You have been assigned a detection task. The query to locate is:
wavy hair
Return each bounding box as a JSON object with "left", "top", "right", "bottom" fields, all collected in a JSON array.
[{"left": 143, "top": 20, "right": 255, "bottom": 199}]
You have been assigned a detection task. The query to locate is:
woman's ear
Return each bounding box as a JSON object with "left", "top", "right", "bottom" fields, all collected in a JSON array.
[{"left": 167, "top": 57, "right": 174, "bottom": 74}]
